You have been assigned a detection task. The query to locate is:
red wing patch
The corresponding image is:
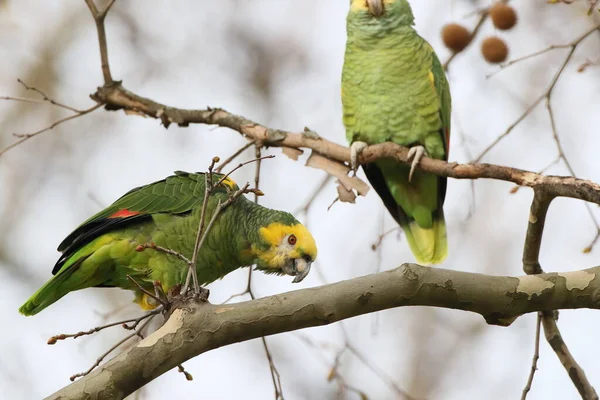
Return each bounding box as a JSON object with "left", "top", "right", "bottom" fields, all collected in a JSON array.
[{"left": 108, "top": 209, "right": 142, "bottom": 219}]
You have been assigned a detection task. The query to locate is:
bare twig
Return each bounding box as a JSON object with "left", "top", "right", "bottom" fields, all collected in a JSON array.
[
  {"left": 371, "top": 226, "right": 401, "bottom": 252},
  {"left": 135, "top": 242, "right": 192, "bottom": 265},
  {"left": 298, "top": 334, "right": 374, "bottom": 399},
  {"left": 475, "top": 25, "right": 600, "bottom": 162},
  {"left": 259, "top": 336, "right": 284, "bottom": 400},
  {"left": 0, "top": 103, "right": 103, "bottom": 157},
  {"left": 16, "top": 78, "right": 83, "bottom": 112},
  {"left": 126, "top": 275, "right": 167, "bottom": 308},
  {"left": 177, "top": 364, "right": 193, "bottom": 381},
  {"left": 69, "top": 314, "right": 155, "bottom": 382},
  {"left": 521, "top": 313, "right": 542, "bottom": 400},
  {"left": 214, "top": 155, "right": 274, "bottom": 190},
  {"left": 253, "top": 145, "right": 284, "bottom": 400},
  {"left": 183, "top": 157, "right": 220, "bottom": 294},
  {"left": 254, "top": 145, "right": 262, "bottom": 203},
  {"left": 84, "top": 0, "right": 117, "bottom": 83},
  {"left": 183, "top": 155, "right": 270, "bottom": 294},
  {"left": 121, "top": 308, "right": 163, "bottom": 330},
  {"left": 217, "top": 146, "right": 284, "bottom": 399},
  {"left": 347, "top": 343, "right": 417, "bottom": 400},
  {"left": 293, "top": 174, "right": 331, "bottom": 216},
  {"left": 47, "top": 308, "right": 160, "bottom": 345},
  {"left": 214, "top": 139, "right": 256, "bottom": 173}
]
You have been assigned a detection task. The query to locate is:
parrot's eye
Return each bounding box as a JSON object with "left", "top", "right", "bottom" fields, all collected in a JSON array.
[{"left": 288, "top": 235, "right": 297, "bottom": 245}]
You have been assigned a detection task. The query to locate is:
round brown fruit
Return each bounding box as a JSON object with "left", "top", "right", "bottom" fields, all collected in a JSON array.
[
  {"left": 489, "top": 3, "right": 517, "bottom": 30},
  {"left": 481, "top": 36, "right": 508, "bottom": 64},
  {"left": 441, "top": 23, "right": 471, "bottom": 53}
]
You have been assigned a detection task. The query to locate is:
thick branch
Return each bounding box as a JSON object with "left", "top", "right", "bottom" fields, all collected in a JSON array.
[
  {"left": 48, "top": 263, "right": 600, "bottom": 400},
  {"left": 522, "top": 189, "right": 598, "bottom": 399},
  {"left": 90, "top": 83, "right": 600, "bottom": 206}
]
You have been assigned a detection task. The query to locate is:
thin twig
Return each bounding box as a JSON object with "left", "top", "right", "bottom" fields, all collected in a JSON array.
[
  {"left": 0, "top": 96, "right": 81, "bottom": 112},
  {"left": 0, "top": 103, "right": 103, "bottom": 157},
  {"left": 184, "top": 159, "right": 218, "bottom": 294},
  {"left": 214, "top": 155, "right": 274, "bottom": 190},
  {"left": 177, "top": 364, "right": 193, "bottom": 381},
  {"left": 297, "top": 334, "right": 373, "bottom": 399},
  {"left": 474, "top": 25, "right": 600, "bottom": 162},
  {"left": 347, "top": 343, "right": 417, "bottom": 400},
  {"left": 16, "top": 78, "right": 83, "bottom": 112},
  {"left": 126, "top": 275, "right": 167, "bottom": 308},
  {"left": 521, "top": 313, "right": 542, "bottom": 400},
  {"left": 69, "top": 314, "right": 155, "bottom": 381},
  {"left": 220, "top": 268, "right": 253, "bottom": 304},
  {"left": 473, "top": 24, "right": 600, "bottom": 253},
  {"left": 47, "top": 308, "right": 160, "bottom": 345},
  {"left": 293, "top": 174, "right": 331, "bottom": 216},
  {"left": 371, "top": 226, "right": 401, "bottom": 253},
  {"left": 253, "top": 145, "right": 284, "bottom": 399},
  {"left": 547, "top": 97, "right": 600, "bottom": 251},
  {"left": 135, "top": 242, "right": 192, "bottom": 265},
  {"left": 254, "top": 145, "right": 262, "bottom": 203},
  {"left": 214, "top": 139, "right": 256, "bottom": 173},
  {"left": 259, "top": 336, "right": 284, "bottom": 400},
  {"left": 122, "top": 307, "right": 163, "bottom": 330},
  {"left": 84, "top": 0, "right": 117, "bottom": 83}
]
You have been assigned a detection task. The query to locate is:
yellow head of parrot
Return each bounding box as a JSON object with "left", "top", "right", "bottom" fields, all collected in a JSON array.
[
  {"left": 254, "top": 221, "right": 317, "bottom": 283},
  {"left": 350, "top": 0, "right": 396, "bottom": 17}
]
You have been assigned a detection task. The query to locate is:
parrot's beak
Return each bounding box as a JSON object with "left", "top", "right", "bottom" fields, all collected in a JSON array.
[
  {"left": 366, "top": 0, "right": 384, "bottom": 17},
  {"left": 283, "top": 257, "right": 312, "bottom": 283}
]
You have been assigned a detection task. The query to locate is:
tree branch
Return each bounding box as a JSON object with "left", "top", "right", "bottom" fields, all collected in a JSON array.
[
  {"left": 88, "top": 83, "right": 600, "bottom": 207},
  {"left": 85, "top": 0, "right": 116, "bottom": 84},
  {"left": 521, "top": 189, "right": 598, "bottom": 399},
  {"left": 47, "top": 263, "right": 600, "bottom": 399}
]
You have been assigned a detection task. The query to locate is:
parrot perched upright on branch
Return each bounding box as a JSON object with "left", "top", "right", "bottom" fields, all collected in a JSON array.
[
  {"left": 19, "top": 171, "right": 317, "bottom": 316},
  {"left": 342, "top": 0, "right": 451, "bottom": 264}
]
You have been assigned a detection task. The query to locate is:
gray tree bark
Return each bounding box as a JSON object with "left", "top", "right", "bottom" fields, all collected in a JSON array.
[{"left": 47, "top": 263, "right": 600, "bottom": 400}]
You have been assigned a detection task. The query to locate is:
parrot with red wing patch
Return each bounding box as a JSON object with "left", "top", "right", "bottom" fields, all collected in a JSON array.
[{"left": 19, "top": 171, "right": 317, "bottom": 315}]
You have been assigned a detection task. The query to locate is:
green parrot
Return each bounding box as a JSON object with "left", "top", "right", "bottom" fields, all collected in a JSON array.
[
  {"left": 342, "top": 0, "right": 450, "bottom": 264},
  {"left": 19, "top": 171, "right": 317, "bottom": 316}
]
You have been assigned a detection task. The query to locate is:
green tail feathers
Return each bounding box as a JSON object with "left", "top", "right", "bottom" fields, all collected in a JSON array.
[
  {"left": 19, "top": 268, "right": 75, "bottom": 316},
  {"left": 401, "top": 212, "right": 447, "bottom": 265},
  {"left": 365, "top": 161, "right": 448, "bottom": 265}
]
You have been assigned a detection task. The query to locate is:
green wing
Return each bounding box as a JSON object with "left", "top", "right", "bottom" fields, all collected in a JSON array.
[{"left": 54, "top": 171, "right": 236, "bottom": 274}]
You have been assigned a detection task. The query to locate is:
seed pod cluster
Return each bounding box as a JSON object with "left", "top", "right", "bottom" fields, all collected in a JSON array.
[{"left": 440, "top": 2, "right": 518, "bottom": 64}]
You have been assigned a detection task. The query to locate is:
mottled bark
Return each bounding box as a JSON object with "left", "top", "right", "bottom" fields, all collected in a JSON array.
[{"left": 47, "top": 263, "right": 600, "bottom": 400}]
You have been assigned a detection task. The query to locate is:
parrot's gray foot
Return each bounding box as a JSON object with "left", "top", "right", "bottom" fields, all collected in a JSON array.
[
  {"left": 350, "top": 141, "right": 368, "bottom": 176},
  {"left": 407, "top": 145, "right": 427, "bottom": 182}
]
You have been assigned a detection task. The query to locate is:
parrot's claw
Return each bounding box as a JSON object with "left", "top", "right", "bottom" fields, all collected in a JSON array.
[
  {"left": 350, "top": 141, "right": 368, "bottom": 176},
  {"left": 407, "top": 145, "right": 427, "bottom": 182}
]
